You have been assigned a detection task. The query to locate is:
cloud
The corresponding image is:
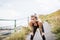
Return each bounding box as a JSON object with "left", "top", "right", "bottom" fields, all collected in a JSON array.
[{"left": 0, "top": 0, "right": 60, "bottom": 19}]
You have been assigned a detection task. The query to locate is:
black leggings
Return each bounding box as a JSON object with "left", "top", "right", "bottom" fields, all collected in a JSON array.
[{"left": 30, "top": 26, "right": 46, "bottom": 40}]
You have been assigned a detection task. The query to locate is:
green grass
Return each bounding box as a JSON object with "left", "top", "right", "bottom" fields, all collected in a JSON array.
[
  {"left": 4, "top": 27, "right": 31, "bottom": 40},
  {"left": 39, "top": 10, "right": 60, "bottom": 40}
]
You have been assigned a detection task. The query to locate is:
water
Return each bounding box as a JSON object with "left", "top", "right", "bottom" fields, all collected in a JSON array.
[
  {"left": 0, "top": 25, "right": 22, "bottom": 35},
  {"left": 0, "top": 26, "right": 21, "bottom": 40}
]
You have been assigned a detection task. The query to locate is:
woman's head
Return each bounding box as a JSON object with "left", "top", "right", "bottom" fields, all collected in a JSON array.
[{"left": 31, "top": 15, "right": 38, "bottom": 21}]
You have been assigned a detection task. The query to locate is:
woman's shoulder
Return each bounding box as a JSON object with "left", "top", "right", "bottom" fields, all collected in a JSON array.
[
  {"left": 29, "top": 21, "right": 33, "bottom": 24},
  {"left": 37, "top": 21, "right": 43, "bottom": 26}
]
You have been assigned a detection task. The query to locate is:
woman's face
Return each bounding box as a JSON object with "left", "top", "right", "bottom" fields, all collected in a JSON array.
[{"left": 31, "top": 17, "right": 37, "bottom": 22}]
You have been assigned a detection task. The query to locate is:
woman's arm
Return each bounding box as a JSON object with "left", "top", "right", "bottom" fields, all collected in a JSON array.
[
  {"left": 38, "top": 22, "right": 45, "bottom": 36},
  {"left": 29, "top": 22, "right": 33, "bottom": 32},
  {"left": 29, "top": 22, "right": 32, "bottom": 27}
]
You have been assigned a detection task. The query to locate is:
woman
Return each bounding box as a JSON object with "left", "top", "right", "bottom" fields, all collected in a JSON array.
[{"left": 29, "top": 15, "right": 46, "bottom": 40}]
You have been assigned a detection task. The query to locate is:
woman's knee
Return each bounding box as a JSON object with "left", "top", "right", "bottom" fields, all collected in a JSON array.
[{"left": 31, "top": 32, "right": 34, "bottom": 35}]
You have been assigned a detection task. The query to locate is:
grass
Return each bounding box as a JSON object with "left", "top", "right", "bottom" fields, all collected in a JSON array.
[
  {"left": 4, "top": 26, "right": 31, "bottom": 40},
  {"left": 51, "top": 19, "right": 60, "bottom": 40},
  {"left": 39, "top": 10, "right": 60, "bottom": 40}
]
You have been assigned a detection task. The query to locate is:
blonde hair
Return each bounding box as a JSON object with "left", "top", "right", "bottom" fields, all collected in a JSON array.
[{"left": 31, "top": 15, "right": 38, "bottom": 20}]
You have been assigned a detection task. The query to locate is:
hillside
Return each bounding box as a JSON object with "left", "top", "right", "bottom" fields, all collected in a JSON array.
[
  {"left": 39, "top": 10, "right": 60, "bottom": 22},
  {"left": 46, "top": 10, "right": 60, "bottom": 20},
  {"left": 39, "top": 10, "right": 60, "bottom": 40},
  {"left": 47, "top": 10, "right": 60, "bottom": 17}
]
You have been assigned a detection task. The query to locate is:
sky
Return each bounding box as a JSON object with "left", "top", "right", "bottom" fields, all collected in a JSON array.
[{"left": 0, "top": 0, "right": 60, "bottom": 26}]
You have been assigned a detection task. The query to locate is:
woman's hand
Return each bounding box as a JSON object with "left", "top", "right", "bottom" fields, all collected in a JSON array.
[{"left": 42, "top": 32, "right": 45, "bottom": 36}]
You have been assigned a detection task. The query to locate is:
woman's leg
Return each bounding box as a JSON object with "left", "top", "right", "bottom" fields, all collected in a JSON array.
[
  {"left": 39, "top": 25, "right": 46, "bottom": 40},
  {"left": 30, "top": 27, "right": 37, "bottom": 40},
  {"left": 42, "top": 35, "right": 46, "bottom": 40},
  {"left": 42, "top": 25, "right": 46, "bottom": 40}
]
